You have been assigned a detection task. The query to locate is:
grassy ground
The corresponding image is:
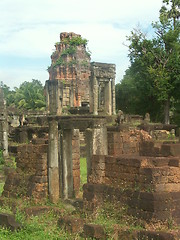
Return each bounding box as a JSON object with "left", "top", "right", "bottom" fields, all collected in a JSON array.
[
  {"left": 0, "top": 157, "right": 151, "bottom": 239},
  {"left": 0, "top": 197, "right": 146, "bottom": 240},
  {"left": 0, "top": 158, "right": 88, "bottom": 239},
  {"left": 80, "top": 157, "right": 87, "bottom": 191},
  {"left": 0, "top": 202, "right": 83, "bottom": 240}
]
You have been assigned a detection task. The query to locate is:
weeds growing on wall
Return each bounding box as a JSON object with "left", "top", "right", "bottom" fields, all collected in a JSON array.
[{"left": 52, "top": 35, "right": 91, "bottom": 69}]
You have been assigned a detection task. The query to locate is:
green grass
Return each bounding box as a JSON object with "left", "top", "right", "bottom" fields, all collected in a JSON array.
[
  {"left": 0, "top": 200, "right": 84, "bottom": 240},
  {"left": 0, "top": 211, "right": 81, "bottom": 239},
  {"left": 80, "top": 157, "right": 87, "bottom": 191},
  {"left": 0, "top": 157, "right": 146, "bottom": 239}
]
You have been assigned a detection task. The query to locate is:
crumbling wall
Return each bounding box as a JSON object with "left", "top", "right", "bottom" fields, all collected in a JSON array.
[
  {"left": 107, "top": 127, "right": 151, "bottom": 156},
  {"left": 84, "top": 126, "right": 180, "bottom": 225},
  {"left": 3, "top": 144, "right": 48, "bottom": 201},
  {"left": 84, "top": 154, "right": 180, "bottom": 224}
]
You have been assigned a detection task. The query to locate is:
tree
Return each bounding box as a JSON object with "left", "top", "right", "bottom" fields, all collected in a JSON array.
[
  {"left": 14, "top": 79, "right": 46, "bottom": 110},
  {"left": 123, "top": 0, "right": 180, "bottom": 124},
  {"left": 1, "top": 79, "right": 46, "bottom": 111},
  {"left": 0, "top": 82, "right": 15, "bottom": 106},
  {"left": 116, "top": 68, "right": 163, "bottom": 122}
]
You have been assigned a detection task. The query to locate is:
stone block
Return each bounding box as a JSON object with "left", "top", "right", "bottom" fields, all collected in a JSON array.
[
  {"left": 138, "top": 230, "right": 178, "bottom": 240},
  {"left": 72, "top": 169, "right": 80, "bottom": 177},
  {"left": 58, "top": 216, "right": 84, "bottom": 234},
  {"left": 0, "top": 213, "right": 21, "bottom": 231},
  {"left": 73, "top": 177, "right": 80, "bottom": 190},
  {"left": 83, "top": 224, "right": 106, "bottom": 239},
  {"left": 169, "top": 158, "right": 180, "bottom": 167},
  {"left": 161, "top": 144, "right": 180, "bottom": 157},
  {"left": 113, "top": 227, "right": 138, "bottom": 240}
]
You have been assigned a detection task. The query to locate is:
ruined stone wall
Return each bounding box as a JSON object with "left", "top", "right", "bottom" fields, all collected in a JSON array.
[
  {"left": 140, "top": 141, "right": 180, "bottom": 157},
  {"left": 107, "top": 127, "right": 151, "bottom": 156},
  {"left": 84, "top": 125, "right": 180, "bottom": 224},
  {"left": 3, "top": 144, "right": 48, "bottom": 201},
  {"left": 89, "top": 155, "right": 180, "bottom": 191},
  {"left": 84, "top": 154, "right": 180, "bottom": 224}
]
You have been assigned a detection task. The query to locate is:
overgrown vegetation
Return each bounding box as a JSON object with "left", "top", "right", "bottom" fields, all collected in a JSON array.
[
  {"left": 0, "top": 203, "right": 79, "bottom": 240},
  {"left": 52, "top": 35, "right": 91, "bottom": 69},
  {"left": 59, "top": 36, "right": 88, "bottom": 46},
  {"left": 0, "top": 196, "right": 146, "bottom": 239}
]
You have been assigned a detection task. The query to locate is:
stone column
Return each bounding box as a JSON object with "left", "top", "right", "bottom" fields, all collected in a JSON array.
[
  {"left": 56, "top": 81, "right": 63, "bottom": 115},
  {"left": 72, "top": 129, "right": 80, "bottom": 197},
  {"left": 0, "top": 120, "right": 8, "bottom": 157},
  {"left": 104, "top": 81, "right": 112, "bottom": 115},
  {"left": 46, "top": 80, "right": 63, "bottom": 115},
  {"left": 92, "top": 122, "right": 108, "bottom": 155},
  {"left": 111, "top": 77, "right": 116, "bottom": 115},
  {"left": 85, "top": 120, "right": 108, "bottom": 180},
  {"left": 48, "top": 119, "right": 59, "bottom": 203},
  {"left": 62, "top": 128, "right": 74, "bottom": 199},
  {"left": 93, "top": 76, "right": 98, "bottom": 115}
]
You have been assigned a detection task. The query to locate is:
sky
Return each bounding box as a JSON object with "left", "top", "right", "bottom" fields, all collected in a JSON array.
[{"left": 0, "top": 0, "right": 163, "bottom": 89}]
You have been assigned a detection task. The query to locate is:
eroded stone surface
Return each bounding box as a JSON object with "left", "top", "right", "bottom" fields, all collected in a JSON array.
[
  {"left": 58, "top": 216, "right": 84, "bottom": 234},
  {"left": 0, "top": 213, "right": 21, "bottom": 231},
  {"left": 83, "top": 223, "right": 106, "bottom": 239}
]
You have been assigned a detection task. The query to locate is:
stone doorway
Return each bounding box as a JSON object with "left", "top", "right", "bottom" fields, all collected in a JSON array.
[{"left": 48, "top": 116, "right": 108, "bottom": 203}]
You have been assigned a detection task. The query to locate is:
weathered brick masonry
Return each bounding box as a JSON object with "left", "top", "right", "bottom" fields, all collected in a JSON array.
[
  {"left": 3, "top": 144, "right": 48, "bottom": 200},
  {"left": 84, "top": 126, "right": 180, "bottom": 224}
]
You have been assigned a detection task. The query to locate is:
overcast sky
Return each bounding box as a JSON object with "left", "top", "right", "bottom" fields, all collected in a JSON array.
[{"left": 0, "top": 0, "right": 163, "bottom": 89}]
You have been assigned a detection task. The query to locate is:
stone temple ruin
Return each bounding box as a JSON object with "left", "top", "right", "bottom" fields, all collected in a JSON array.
[
  {"left": 45, "top": 32, "right": 116, "bottom": 116},
  {"left": 1, "top": 32, "right": 180, "bottom": 238}
]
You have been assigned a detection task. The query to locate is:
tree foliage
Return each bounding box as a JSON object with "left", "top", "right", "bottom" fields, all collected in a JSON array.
[
  {"left": 116, "top": 0, "right": 180, "bottom": 124},
  {"left": 1, "top": 79, "right": 46, "bottom": 111}
]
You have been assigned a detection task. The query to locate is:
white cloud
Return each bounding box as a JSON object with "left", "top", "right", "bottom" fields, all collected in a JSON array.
[
  {"left": 0, "top": 68, "right": 49, "bottom": 89},
  {"left": 0, "top": 0, "right": 163, "bottom": 88}
]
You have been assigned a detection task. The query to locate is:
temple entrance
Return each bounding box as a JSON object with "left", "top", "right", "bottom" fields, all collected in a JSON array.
[{"left": 48, "top": 116, "right": 108, "bottom": 203}]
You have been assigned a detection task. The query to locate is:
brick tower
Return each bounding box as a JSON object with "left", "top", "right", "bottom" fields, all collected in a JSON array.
[{"left": 47, "top": 32, "right": 91, "bottom": 109}]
